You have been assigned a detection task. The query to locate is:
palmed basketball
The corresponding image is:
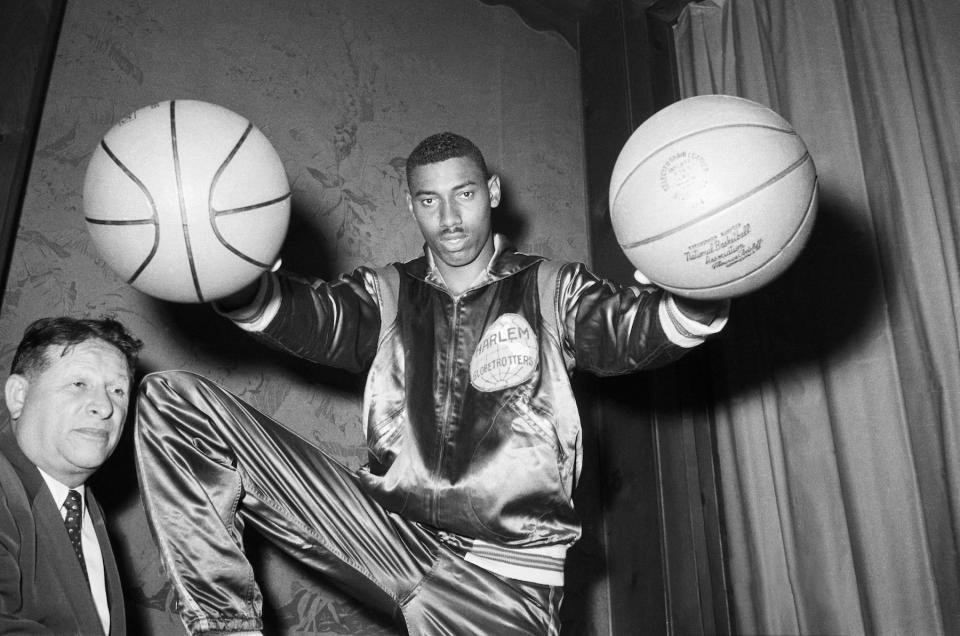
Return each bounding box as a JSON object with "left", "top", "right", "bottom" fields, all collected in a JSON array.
[
  {"left": 82, "top": 99, "right": 290, "bottom": 303},
  {"left": 608, "top": 94, "right": 817, "bottom": 300}
]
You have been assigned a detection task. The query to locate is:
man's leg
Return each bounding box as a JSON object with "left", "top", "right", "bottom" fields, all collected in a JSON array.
[
  {"left": 403, "top": 550, "right": 564, "bottom": 636},
  {"left": 134, "top": 370, "right": 433, "bottom": 635}
]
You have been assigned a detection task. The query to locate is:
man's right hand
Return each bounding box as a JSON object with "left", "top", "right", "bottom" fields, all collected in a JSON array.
[
  {"left": 216, "top": 278, "right": 261, "bottom": 311},
  {"left": 216, "top": 258, "right": 281, "bottom": 311}
]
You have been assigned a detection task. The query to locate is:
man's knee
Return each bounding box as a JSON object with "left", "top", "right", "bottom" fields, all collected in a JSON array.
[
  {"left": 136, "top": 370, "right": 224, "bottom": 441},
  {"left": 139, "top": 369, "right": 209, "bottom": 400},
  {"left": 136, "top": 370, "right": 261, "bottom": 450}
]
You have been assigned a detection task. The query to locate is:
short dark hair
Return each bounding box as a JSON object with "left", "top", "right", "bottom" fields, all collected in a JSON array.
[
  {"left": 10, "top": 316, "right": 143, "bottom": 379},
  {"left": 405, "top": 132, "right": 488, "bottom": 186}
]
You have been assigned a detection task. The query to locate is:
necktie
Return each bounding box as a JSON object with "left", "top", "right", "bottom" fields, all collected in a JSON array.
[{"left": 63, "top": 489, "right": 88, "bottom": 580}]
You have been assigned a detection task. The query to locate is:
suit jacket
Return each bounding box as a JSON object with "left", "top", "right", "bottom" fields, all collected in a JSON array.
[{"left": 0, "top": 420, "right": 125, "bottom": 635}]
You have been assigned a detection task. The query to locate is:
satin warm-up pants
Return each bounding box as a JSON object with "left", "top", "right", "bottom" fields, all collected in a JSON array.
[{"left": 134, "top": 370, "right": 562, "bottom": 635}]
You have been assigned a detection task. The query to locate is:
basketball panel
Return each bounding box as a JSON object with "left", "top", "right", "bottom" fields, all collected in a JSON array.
[
  {"left": 192, "top": 256, "right": 266, "bottom": 302},
  {"left": 90, "top": 108, "right": 184, "bottom": 220},
  {"left": 623, "top": 159, "right": 817, "bottom": 291},
  {"left": 609, "top": 95, "right": 795, "bottom": 203},
  {"left": 611, "top": 126, "right": 809, "bottom": 243},
  {"left": 173, "top": 107, "right": 253, "bottom": 208},
  {"left": 214, "top": 202, "right": 290, "bottom": 264},
  {"left": 85, "top": 223, "right": 160, "bottom": 280},
  {"left": 656, "top": 180, "right": 819, "bottom": 300},
  {"left": 83, "top": 147, "right": 162, "bottom": 223},
  {"left": 100, "top": 108, "right": 184, "bottom": 201},
  {"left": 210, "top": 126, "right": 289, "bottom": 212},
  {"left": 102, "top": 101, "right": 175, "bottom": 160},
  {"left": 133, "top": 240, "right": 205, "bottom": 303},
  {"left": 173, "top": 100, "right": 251, "bottom": 149}
]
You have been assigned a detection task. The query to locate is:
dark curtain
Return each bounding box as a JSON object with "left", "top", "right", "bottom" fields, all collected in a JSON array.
[{"left": 673, "top": 1, "right": 960, "bottom": 634}]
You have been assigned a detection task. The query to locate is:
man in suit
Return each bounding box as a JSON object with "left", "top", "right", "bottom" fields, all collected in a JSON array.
[{"left": 0, "top": 316, "right": 142, "bottom": 635}]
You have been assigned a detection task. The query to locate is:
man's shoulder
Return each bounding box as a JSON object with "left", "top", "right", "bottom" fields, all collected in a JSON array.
[
  {"left": 0, "top": 431, "right": 24, "bottom": 487},
  {"left": 0, "top": 446, "right": 33, "bottom": 523},
  {"left": 0, "top": 424, "right": 41, "bottom": 497},
  {"left": 389, "top": 255, "right": 429, "bottom": 279}
]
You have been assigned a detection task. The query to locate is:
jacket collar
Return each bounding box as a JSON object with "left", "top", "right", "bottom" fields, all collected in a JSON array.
[{"left": 410, "top": 234, "right": 544, "bottom": 291}]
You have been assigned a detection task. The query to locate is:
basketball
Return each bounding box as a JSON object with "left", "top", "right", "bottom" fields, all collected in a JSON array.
[
  {"left": 608, "top": 94, "right": 817, "bottom": 300},
  {"left": 82, "top": 99, "right": 291, "bottom": 303}
]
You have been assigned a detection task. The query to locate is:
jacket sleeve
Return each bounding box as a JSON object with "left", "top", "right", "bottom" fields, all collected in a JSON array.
[
  {"left": 554, "top": 262, "right": 726, "bottom": 376},
  {"left": 0, "top": 486, "right": 56, "bottom": 634},
  {"left": 216, "top": 268, "right": 382, "bottom": 373}
]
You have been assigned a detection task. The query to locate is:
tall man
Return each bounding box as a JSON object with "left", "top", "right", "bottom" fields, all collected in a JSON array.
[
  {"left": 0, "top": 316, "right": 142, "bottom": 635},
  {"left": 135, "top": 132, "right": 728, "bottom": 635}
]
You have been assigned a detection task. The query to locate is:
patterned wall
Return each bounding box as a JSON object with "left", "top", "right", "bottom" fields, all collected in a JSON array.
[{"left": 0, "top": 0, "right": 587, "bottom": 633}]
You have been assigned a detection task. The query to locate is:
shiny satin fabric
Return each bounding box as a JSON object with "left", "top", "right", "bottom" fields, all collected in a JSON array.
[
  {"left": 134, "top": 370, "right": 560, "bottom": 635},
  {"left": 253, "top": 247, "right": 681, "bottom": 551}
]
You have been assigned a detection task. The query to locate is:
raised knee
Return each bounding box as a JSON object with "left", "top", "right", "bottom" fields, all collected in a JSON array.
[
  {"left": 135, "top": 370, "right": 216, "bottom": 439},
  {"left": 139, "top": 369, "right": 207, "bottom": 398}
]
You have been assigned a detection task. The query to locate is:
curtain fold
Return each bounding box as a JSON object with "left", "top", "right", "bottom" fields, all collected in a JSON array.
[{"left": 673, "top": 1, "right": 960, "bottom": 634}]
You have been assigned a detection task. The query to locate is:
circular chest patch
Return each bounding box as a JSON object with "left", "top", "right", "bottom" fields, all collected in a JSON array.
[{"left": 470, "top": 313, "right": 539, "bottom": 392}]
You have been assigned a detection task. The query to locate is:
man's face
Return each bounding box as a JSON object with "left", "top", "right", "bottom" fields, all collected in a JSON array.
[
  {"left": 407, "top": 156, "right": 501, "bottom": 276},
  {"left": 5, "top": 338, "right": 132, "bottom": 487}
]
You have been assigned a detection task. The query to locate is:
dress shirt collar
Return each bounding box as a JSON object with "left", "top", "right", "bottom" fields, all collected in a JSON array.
[{"left": 37, "top": 467, "right": 85, "bottom": 512}]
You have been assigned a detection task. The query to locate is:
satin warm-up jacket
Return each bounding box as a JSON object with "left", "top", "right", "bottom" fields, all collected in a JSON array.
[{"left": 229, "top": 240, "right": 715, "bottom": 567}]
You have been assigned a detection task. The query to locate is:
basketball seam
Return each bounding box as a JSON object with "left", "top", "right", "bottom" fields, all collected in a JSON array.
[
  {"left": 208, "top": 123, "right": 285, "bottom": 269},
  {"left": 170, "top": 100, "right": 205, "bottom": 302},
  {"left": 611, "top": 122, "right": 798, "bottom": 207},
  {"left": 214, "top": 192, "right": 291, "bottom": 217},
  {"left": 89, "top": 139, "right": 161, "bottom": 285},
  {"left": 86, "top": 218, "right": 154, "bottom": 225},
  {"left": 620, "top": 152, "right": 812, "bottom": 249},
  {"left": 664, "top": 175, "right": 818, "bottom": 294}
]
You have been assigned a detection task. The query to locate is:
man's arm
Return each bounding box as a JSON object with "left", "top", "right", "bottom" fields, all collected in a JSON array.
[
  {"left": 216, "top": 278, "right": 261, "bottom": 312},
  {"left": 213, "top": 269, "right": 383, "bottom": 373},
  {"left": 673, "top": 295, "right": 728, "bottom": 325},
  {"left": 0, "top": 491, "right": 56, "bottom": 634},
  {"left": 633, "top": 269, "right": 729, "bottom": 325},
  {"left": 555, "top": 263, "right": 727, "bottom": 375}
]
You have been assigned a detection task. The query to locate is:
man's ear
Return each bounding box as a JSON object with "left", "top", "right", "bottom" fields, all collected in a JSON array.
[
  {"left": 487, "top": 174, "right": 501, "bottom": 208},
  {"left": 4, "top": 374, "right": 28, "bottom": 420},
  {"left": 406, "top": 191, "right": 414, "bottom": 217}
]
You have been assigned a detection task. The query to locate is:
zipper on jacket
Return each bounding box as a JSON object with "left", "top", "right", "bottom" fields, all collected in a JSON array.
[{"left": 431, "top": 293, "right": 462, "bottom": 527}]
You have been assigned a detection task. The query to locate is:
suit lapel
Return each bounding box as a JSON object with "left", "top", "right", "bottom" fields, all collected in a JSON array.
[
  {"left": 33, "top": 485, "right": 107, "bottom": 634},
  {"left": 88, "top": 491, "right": 125, "bottom": 634}
]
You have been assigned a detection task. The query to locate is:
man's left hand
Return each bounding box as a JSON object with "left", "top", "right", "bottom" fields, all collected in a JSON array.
[{"left": 673, "top": 296, "right": 730, "bottom": 325}]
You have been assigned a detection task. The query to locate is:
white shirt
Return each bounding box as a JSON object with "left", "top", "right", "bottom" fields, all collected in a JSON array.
[{"left": 38, "top": 469, "right": 111, "bottom": 634}]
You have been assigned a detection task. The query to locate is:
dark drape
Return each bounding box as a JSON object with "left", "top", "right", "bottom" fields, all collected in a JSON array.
[{"left": 673, "top": 1, "right": 960, "bottom": 634}]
